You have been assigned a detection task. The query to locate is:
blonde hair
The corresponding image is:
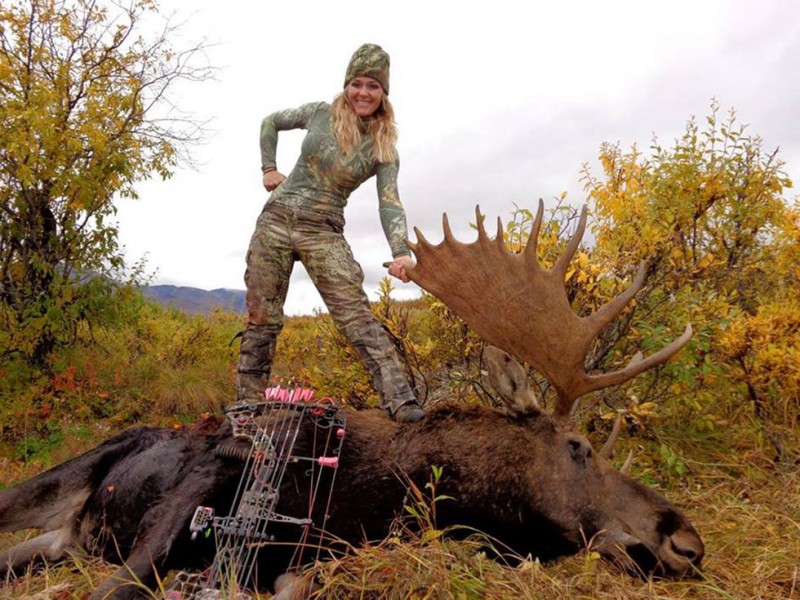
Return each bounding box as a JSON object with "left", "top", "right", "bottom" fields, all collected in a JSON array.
[{"left": 331, "top": 93, "right": 398, "bottom": 163}]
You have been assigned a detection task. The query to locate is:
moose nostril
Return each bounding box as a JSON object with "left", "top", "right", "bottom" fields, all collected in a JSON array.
[
  {"left": 670, "top": 532, "right": 704, "bottom": 565},
  {"left": 674, "top": 542, "right": 696, "bottom": 561}
]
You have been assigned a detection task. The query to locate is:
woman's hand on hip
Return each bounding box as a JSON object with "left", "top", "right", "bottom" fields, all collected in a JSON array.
[
  {"left": 263, "top": 170, "right": 286, "bottom": 192},
  {"left": 387, "top": 255, "right": 415, "bottom": 283}
]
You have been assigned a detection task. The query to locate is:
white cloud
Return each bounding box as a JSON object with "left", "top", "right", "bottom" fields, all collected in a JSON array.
[{"left": 116, "top": 0, "right": 800, "bottom": 315}]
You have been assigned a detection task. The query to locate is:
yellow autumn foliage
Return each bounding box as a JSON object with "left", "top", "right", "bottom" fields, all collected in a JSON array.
[
  {"left": 579, "top": 100, "right": 798, "bottom": 445},
  {"left": 719, "top": 301, "right": 800, "bottom": 426}
]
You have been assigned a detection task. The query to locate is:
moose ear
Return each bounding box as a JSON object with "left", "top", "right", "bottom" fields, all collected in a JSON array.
[{"left": 484, "top": 346, "right": 541, "bottom": 417}]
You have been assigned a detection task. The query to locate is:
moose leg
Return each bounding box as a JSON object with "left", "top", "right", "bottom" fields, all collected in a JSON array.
[
  {"left": 0, "top": 528, "right": 76, "bottom": 577},
  {"left": 87, "top": 513, "right": 191, "bottom": 600},
  {"left": 273, "top": 572, "right": 320, "bottom": 600},
  {"left": 88, "top": 555, "right": 156, "bottom": 600},
  {"left": 89, "top": 459, "right": 235, "bottom": 600}
]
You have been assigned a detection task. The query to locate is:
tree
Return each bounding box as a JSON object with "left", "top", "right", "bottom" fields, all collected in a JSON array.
[
  {"left": 581, "top": 101, "right": 799, "bottom": 456},
  {"left": 0, "top": 0, "right": 210, "bottom": 364},
  {"left": 586, "top": 102, "right": 790, "bottom": 313}
]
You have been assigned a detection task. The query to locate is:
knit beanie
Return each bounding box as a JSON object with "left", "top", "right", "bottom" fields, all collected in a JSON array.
[{"left": 344, "top": 43, "right": 390, "bottom": 94}]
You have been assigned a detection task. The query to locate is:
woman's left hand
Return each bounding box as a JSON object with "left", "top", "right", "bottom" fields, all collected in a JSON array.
[{"left": 387, "top": 255, "right": 415, "bottom": 283}]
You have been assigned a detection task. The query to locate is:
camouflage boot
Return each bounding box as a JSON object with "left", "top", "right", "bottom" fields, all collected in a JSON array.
[
  {"left": 345, "top": 320, "right": 423, "bottom": 422},
  {"left": 235, "top": 323, "right": 280, "bottom": 404}
]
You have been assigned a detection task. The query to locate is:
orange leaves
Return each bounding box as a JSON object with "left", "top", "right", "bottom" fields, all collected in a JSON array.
[
  {"left": 52, "top": 365, "right": 78, "bottom": 393},
  {"left": 24, "top": 403, "right": 52, "bottom": 419}
]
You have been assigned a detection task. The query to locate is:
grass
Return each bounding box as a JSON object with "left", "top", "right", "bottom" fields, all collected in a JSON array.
[{"left": 308, "top": 465, "right": 799, "bottom": 599}]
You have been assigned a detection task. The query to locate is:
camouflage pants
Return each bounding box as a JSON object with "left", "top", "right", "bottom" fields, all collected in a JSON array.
[{"left": 237, "top": 202, "right": 416, "bottom": 415}]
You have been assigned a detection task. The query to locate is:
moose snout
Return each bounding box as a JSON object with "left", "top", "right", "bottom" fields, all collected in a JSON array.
[
  {"left": 595, "top": 504, "right": 705, "bottom": 578},
  {"left": 660, "top": 528, "right": 704, "bottom": 576},
  {"left": 653, "top": 507, "right": 704, "bottom": 576}
]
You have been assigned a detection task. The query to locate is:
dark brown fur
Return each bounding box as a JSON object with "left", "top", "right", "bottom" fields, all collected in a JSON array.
[{"left": 0, "top": 401, "right": 703, "bottom": 599}]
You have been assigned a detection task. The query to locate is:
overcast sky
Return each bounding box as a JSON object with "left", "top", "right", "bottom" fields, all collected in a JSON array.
[{"left": 116, "top": 0, "right": 800, "bottom": 315}]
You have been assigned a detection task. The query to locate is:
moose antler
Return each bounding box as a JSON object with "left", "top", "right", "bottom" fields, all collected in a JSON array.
[{"left": 406, "top": 199, "right": 692, "bottom": 416}]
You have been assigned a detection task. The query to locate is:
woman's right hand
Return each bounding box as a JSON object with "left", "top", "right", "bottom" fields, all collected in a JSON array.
[
  {"left": 387, "top": 255, "right": 415, "bottom": 283},
  {"left": 263, "top": 170, "right": 286, "bottom": 192}
]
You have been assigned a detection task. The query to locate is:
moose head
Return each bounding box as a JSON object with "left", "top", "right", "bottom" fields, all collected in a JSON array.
[{"left": 403, "top": 199, "right": 703, "bottom": 577}]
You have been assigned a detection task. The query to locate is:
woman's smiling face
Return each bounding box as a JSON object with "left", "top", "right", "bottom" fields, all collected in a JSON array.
[{"left": 346, "top": 76, "right": 384, "bottom": 117}]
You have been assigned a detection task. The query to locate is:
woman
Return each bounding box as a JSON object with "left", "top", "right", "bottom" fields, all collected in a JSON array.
[{"left": 237, "top": 43, "right": 424, "bottom": 423}]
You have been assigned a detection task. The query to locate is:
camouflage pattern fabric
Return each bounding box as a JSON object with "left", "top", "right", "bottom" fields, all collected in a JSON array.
[
  {"left": 237, "top": 202, "right": 417, "bottom": 414},
  {"left": 344, "top": 43, "right": 390, "bottom": 94},
  {"left": 260, "top": 101, "right": 410, "bottom": 257}
]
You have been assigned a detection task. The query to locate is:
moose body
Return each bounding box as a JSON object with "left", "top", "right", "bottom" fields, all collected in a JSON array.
[
  {"left": 1, "top": 399, "right": 702, "bottom": 598},
  {"left": 1, "top": 203, "right": 705, "bottom": 597}
]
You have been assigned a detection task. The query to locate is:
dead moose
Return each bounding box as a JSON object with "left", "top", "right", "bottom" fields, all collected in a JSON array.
[{"left": 0, "top": 202, "right": 704, "bottom": 598}]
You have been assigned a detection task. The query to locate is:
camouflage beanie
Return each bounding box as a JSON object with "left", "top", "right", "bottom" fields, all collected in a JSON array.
[{"left": 344, "top": 43, "right": 390, "bottom": 94}]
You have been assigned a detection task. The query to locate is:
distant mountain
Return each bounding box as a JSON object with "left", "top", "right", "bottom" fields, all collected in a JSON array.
[{"left": 142, "top": 285, "right": 247, "bottom": 315}]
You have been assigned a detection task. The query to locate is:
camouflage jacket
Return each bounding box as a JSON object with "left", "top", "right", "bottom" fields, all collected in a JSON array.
[{"left": 260, "top": 101, "right": 410, "bottom": 257}]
